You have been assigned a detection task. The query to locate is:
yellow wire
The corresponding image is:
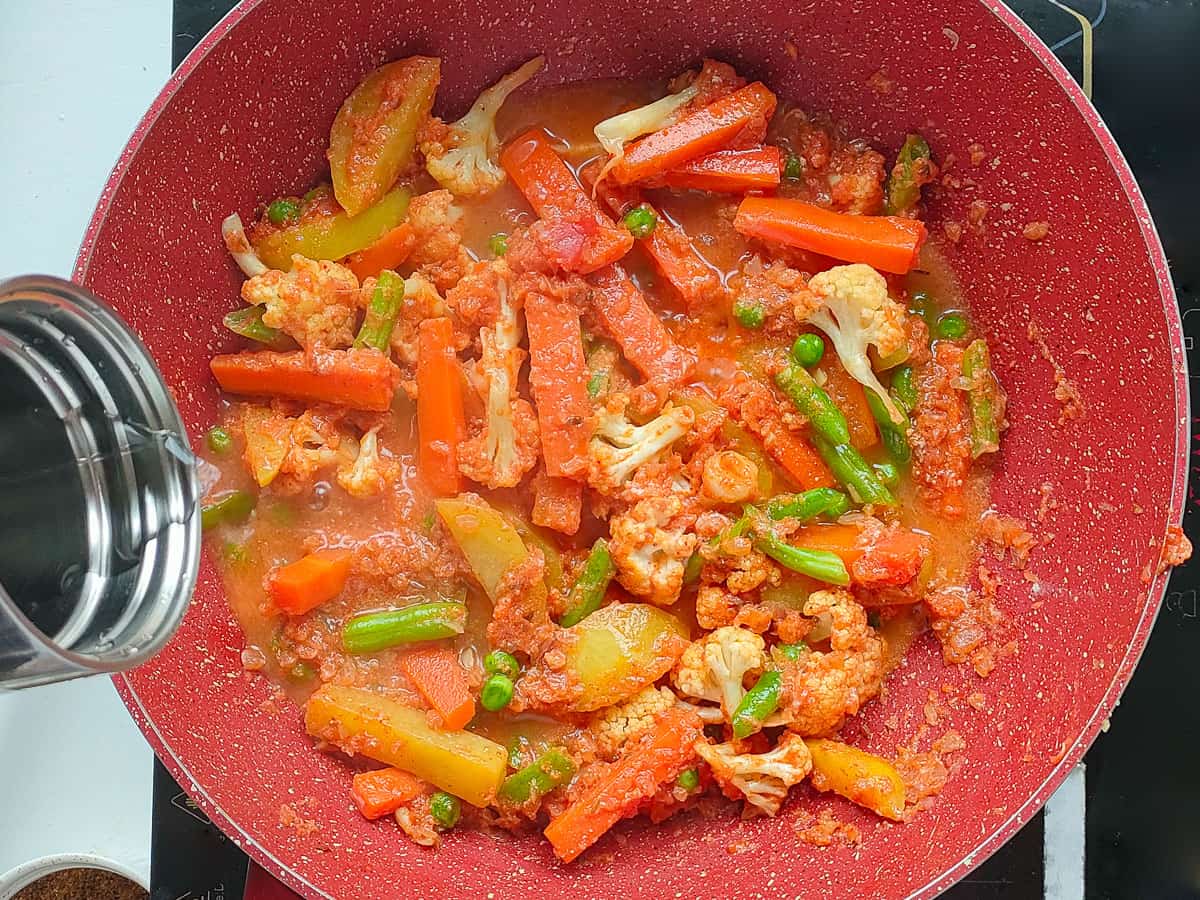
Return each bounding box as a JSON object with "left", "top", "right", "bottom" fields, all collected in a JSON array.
[{"left": 1046, "top": 0, "right": 1095, "bottom": 99}]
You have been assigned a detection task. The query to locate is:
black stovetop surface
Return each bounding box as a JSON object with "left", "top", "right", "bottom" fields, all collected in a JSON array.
[{"left": 155, "top": 2, "right": 1200, "bottom": 897}]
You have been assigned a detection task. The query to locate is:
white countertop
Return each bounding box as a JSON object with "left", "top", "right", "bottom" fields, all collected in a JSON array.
[{"left": 0, "top": 0, "right": 171, "bottom": 887}]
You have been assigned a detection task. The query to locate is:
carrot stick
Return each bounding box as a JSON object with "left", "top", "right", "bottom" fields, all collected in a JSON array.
[
  {"left": 610, "top": 82, "right": 777, "bottom": 185},
  {"left": 722, "top": 378, "right": 835, "bottom": 490},
  {"left": 792, "top": 523, "right": 930, "bottom": 588},
  {"left": 543, "top": 707, "right": 702, "bottom": 862},
  {"left": 659, "top": 146, "right": 782, "bottom": 193},
  {"left": 500, "top": 129, "right": 633, "bottom": 273},
  {"left": 581, "top": 160, "right": 724, "bottom": 313},
  {"left": 344, "top": 223, "right": 416, "bottom": 281},
  {"left": 532, "top": 469, "right": 583, "bottom": 535},
  {"left": 734, "top": 196, "right": 927, "bottom": 274},
  {"left": 585, "top": 266, "right": 695, "bottom": 384},
  {"left": 399, "top": 646, "right": 476, "bottom": 730},
  {"left": 818, "top": 358, "right": 879, "bottom": 449},
  {"left": 416, "top": 317, "right": 466, "bottom": 497},
  {"left": 351, "top": 767, "right": 425, "bottom": 819},
  {"left": 268, "top": 549, "right": 352, "bottom": 616},
  {"left": 524, "top": 292, "right": 592, "bottom": 479},
  {"left": 210, "top": 348, "right": 401, "bottom": 412}
]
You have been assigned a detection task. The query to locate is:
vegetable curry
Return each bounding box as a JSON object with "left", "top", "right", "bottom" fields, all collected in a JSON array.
[{"left": 202, "top": 55, "right": 1005, "bottom": 861}]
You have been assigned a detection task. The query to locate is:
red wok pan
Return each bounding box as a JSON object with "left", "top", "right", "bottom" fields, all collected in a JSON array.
[{"left": 76, "top": 0, "right": 1187, "bottom": 896}]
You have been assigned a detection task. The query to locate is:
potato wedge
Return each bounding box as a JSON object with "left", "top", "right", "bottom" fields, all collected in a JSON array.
[
  {"left": 305, "top": 683, "right": 506, "bottom": 807},
  {"left": 328, "top": 57, "right": 441, "bottom": 216},
  {"left": 435, "top": 496, "right": 533, "bottom": 601},
  {"left": 565, "top": 603, "right": 689, "bottom": 711},
  {"left": 804, "top": 737, "right": 905, "bottom": 820}
]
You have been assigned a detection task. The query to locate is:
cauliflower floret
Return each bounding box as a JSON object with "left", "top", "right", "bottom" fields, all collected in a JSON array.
[
  {"left": 594, "top": 82, "right": 699, "bottom": 160},
  {"left": 590, "top": 685, "right": 677, "bottom": 758},
  {"left": 241, "top": 256, "right": 359, "bottom": 350},
  {"left": 700, "top": 450, "right": 758, "bottom": 504},
  {"left": 238, "top": 404, "right": 353, "bottom": 493},
  {"left": 406, "top": 189, "right": 471, "bottom": 291},
  {"left": 780, "top": 589, "right": 885, "bottom": 736},
  {"left": 394, "top": 795, "right": 439, "bottom": 848},
  {"left": 672, "top": 626, "right": 767, "bottom": 717},
  {"left": 421, "top": 56, "right": 544, "bottom": 197},
  {"left": 457, "top": 268, "right": 540, "bottom": 488},
  {"left": 336, "top": 425, "right": 400, "bottom": 498},
  {"left": 801, "top": 264, "right": 908, "bottom": 424},
  {"left": 221, "top": 212, "right": 268, "bottom": 276},
  {"left": 608, "top": 495, "right": 698, "bottom": 606},
  {"left": 694, "top": 732, "right": 812, "bottom": 816},
  {"left": 588, "top": 396, "right": 695, "bottom": 494}
]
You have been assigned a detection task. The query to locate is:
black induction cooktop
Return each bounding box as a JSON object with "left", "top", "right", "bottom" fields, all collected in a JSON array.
[{"left": 154, "top": 2, "right": 1200, "bottom": 897}]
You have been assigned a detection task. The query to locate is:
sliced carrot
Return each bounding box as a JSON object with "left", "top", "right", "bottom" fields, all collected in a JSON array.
[
  {"left": 531, "top": 469, "right": 583, "bottom": 535},
  {"left": 268, "top": 549, "right": 352, "bottom": 616},
  {"left": 500, "top": 129, "right": 633, "bottom": 273},
  {"left": 659, "top": 146, "right": 782, "bottom": 193},
  {"left": 792, "top": 523, "right": 930, "bottom": 589},
  {"left": 819, "top": 358, "right": 879, "bottom": 449},
  {"left": 734, "top": 196, "right": 927, "bottom": 274},
  {"left": 722, "top": 377, "right": 835, "bottom": 490},
  {"left": 543, "top": 707, "right": 702, "bottom": 862},
  {"left": 582, "top": 160, "right": 724, "bottom": 313},
  {"left": 416, "top": 317, "right": 466, "bottom": 497},
  {"left": 351, "top": 767, "right": 425, "bottom": 819},
  {"left": 524, "top": 292, "right": 592, "bottom": 479},
  {"left": 585, "top": 266, "right": 695, "bottom": 384},
  {"left": 610, "top": 82, "right": 778, "bottom": 185},
  {"left": 399, "top": 646, "right": 475, "bottom": 731},
  {"left": 344, "top": 223, "right": 416, "bottom": 281},
  {"left": 210, "top": 348, "right": 400, "bottom": 412}
]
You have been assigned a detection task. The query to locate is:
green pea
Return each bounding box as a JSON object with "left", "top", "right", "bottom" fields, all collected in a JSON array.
[
  {"left": 908, "top": 289, "right": 934, "bottom": 323},
  {"left": 266, "top": 198, "right": 300, "bottom": 226},
  {"left": 775, "top": 641, "right": 809, "bottom": 661},
  {"left": 623, "top": 205, "right": 658, "bottom": 239},
  {"left": 481, "top": 673, "right": 514, "bottom": 711},
  {"left": 873, "top": 461, "right": 900, "bottom": 485},
  {"left": 783, "top": 154, "right": 804, "bottom": 181},
  {"left": 790, "top": 333, "right": 825, "bottom": 368},
  {"left": 934, "top": 312, "right": 968, "bottom": 340},
  {"left": 484, "top": 650, "right": 520, "bottom": 680},
  {"left": 429, "top": 791, "right": 461, "bottom": 829},
  {"left": 221, "top": 541, "right": 248, "bottom": 564},
  {"left": 488, "top": 232, "right": 508, "bottom": 256},
  {"left": 733, "top": 298, "right": 766, "bottom": 329},
  {"left": 288, "top": 661, "right": 316, "bottom": 682},
  {"left": 206, "top": 426, "right": 233, "bottom": 454},
  {"left": 676, "top": 768, "right": 700, "bottom": 791}
]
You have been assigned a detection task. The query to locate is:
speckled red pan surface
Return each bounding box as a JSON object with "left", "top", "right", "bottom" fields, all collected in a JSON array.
[{"left": 74, "top": 0, "right": 1187, "bottom": 897}]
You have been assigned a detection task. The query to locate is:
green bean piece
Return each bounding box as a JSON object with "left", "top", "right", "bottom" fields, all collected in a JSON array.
[
  {"left": 222, "top": 306, "right": 291, "bottom": 349},
  {"left": 586, "top": 372, "right": 607, "bottom": 397},
  {"left": 731, "top": 670, "right": 783, "bottom": 739},
  {"left": 221, "top": 541, "right": 249, "bottom": 564},
  {"left": 429, "top": 791, "right": 461, "bottom": 829},
  {"left": 865, "top": 389, "right": 912, "bottom": 464},
  {"left": 676, "top": 768, "right": 700, "bottom": 791},
  {"left": 206, "top": 426, "right": 233, "bottom": 454},
  {"left": 481, "top": 674, "right": 514, "bottom": 711},
  {"left": 201, "top": 490, "right": 255, "bottom": 530},
  {"left": 341, "top": 601, "right": 467, "bottom": 654},
  {"left": 483, "top": 649, "right": 521, "bottom": 680},
  {"left": 558, "top": 539, "right": 616, "bottom": 627},
  {"left": 682, "top": 551, "right": 704, "bottom": 586},
  {"left": 790, "top": 333, "right": 825, "bottom": 368},
  {"left": 733, "top": 298, "right": 766, "bottom": 329},
  {"left": 755, "top": 533, "right": 850, "bottom": 586},
  {"left": 811, "top": 435, "right": 896, "bottom": 507},
  {"left": 766, "top": 487, "right": 850, "bottom": 522},
  {"left": 884, "top": 133, "right": 932, "bottom": 215},
  {"left": 352, "top": 269, "right": 404, "bottom": 352},
  {"left": 774, "top": 364, "right": 852, "bottom": 447},
  {"left": 488, "top": 232, "right": 509, "bottom": 256},
  {"left": 890, "top": 365, "right": 918, "bottom": 413},
  {"left": 498, "top": 748, "right": 577, "bottom": 804},
  {"left": 266, "top": 198, "right": 301, "bottom": 225},
  {"left": 774, "top": 642, "right": 809, "bottom": 661},
  {"left": 783, "top": 154, "right": 804, "bottom": 181},
  {"left": 962, "top": 339, "right": 1000, "bottom": 457},
  {"left": 623, "top": 205, "right": 658, "bottom": 238},
  {"left": 934, "top": 311, "right": 968, "bottom": 341},
  {"left": 288, "top": 661, "right": 316, "bottom": 682}
]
